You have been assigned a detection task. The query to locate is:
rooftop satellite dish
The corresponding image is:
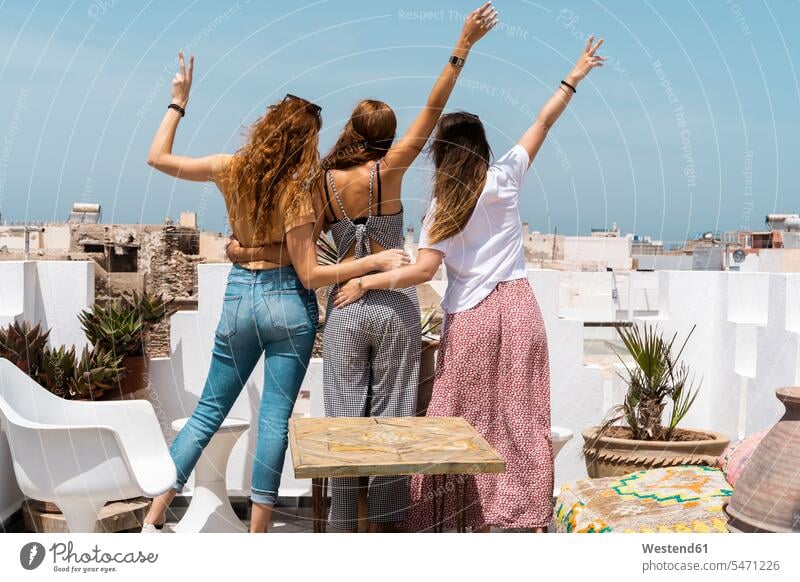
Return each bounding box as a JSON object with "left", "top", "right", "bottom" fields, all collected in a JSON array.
[{"left": 733, "top": 249, "right": 746, "bottom": 264}]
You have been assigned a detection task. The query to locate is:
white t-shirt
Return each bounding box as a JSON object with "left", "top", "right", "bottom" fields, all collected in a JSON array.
[{"left": 418, "top": 144, "right": 530, "bottom": 314}]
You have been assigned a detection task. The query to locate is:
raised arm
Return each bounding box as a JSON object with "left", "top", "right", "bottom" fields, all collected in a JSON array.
[
  {"left": 333, "top": 249, "right": 443, "bottom": 308},
  {"left": 146, "top": 52, "right": 225, "bottom": 181},
  {"left": 518, "top": 36, "right": 604, "bottom": 166},
  {"left": 382, "top": 2, "right": 498, "bottom": 175}
]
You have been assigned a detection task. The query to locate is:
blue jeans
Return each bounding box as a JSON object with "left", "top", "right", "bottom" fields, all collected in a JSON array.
[{"left": 169, "top": 264, "right": 318, "bottom": 506}]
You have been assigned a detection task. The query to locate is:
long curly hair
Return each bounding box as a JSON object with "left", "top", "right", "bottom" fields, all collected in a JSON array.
[
  {"left": 226, "top": 96, "right": 322, "bottom": 241},
  {"left": 426, "top": 112, "right": 492, "bottom": 244},
  {"left": 321, "top": 99, "right": 396, "bottom": 170}
]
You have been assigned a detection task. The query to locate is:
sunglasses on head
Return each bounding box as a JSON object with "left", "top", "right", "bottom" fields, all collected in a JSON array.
[{"left": 284, "top": 93, "right": 322, "bottom": 116}]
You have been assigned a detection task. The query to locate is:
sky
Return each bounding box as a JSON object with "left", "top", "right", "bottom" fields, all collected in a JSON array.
[{"left": 0, "top": 0, "right": 798, "bottom": 245}]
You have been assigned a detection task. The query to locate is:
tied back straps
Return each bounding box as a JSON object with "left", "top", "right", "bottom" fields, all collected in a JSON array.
[{"left": 326, "top": 161, "right": 381, "bottom": 260}]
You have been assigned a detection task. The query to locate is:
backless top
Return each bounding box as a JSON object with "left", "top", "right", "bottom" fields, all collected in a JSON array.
[{"left": 323, "top": 160, "right": 404, "bottom": 260}]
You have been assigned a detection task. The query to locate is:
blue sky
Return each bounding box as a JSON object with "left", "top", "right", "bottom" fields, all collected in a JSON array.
[{"left": 0, "top": 0, "right": 798, "bottom": 244}]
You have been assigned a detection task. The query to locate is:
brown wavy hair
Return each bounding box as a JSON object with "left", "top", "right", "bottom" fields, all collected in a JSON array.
[
  {"left": 321, "top": 99, "right": 396, "bottom": 170},
  {"left": 226, "top": 96, "right": 321, "bottom": 240},
  {"left": 426, "top": 112, "right": 492, "bottom": 244}
]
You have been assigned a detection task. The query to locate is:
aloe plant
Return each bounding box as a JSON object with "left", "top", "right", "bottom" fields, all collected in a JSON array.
[
  {"left": 37, "top": 344, "right": 77, "bottom": 398},
  {"left": 68, "top": 344, "right": 126, "bottom": 400},
  {"left": 127, "top": 291, "right": 176, "bottom": 324},
  {"left": 0, "top": 321, "right": 50, "bottom": 375},
  {"left": 78, "top": 300, "right": 144, "bottom": 358},
  {"left": 596, "top": 323, "right": 699, "bottom": 442}
]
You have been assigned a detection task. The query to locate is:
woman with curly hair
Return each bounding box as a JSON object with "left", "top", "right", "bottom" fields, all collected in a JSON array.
[{"left": 140, "top": 53, "right": 408, "bottom": 533}]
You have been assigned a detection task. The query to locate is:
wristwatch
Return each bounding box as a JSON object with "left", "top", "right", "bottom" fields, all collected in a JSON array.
[{"left": 449, "top": 55, "right": 465, "bottom": 68}]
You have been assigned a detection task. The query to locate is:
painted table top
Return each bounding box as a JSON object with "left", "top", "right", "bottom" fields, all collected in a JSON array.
[{"left": 289, "top": 416, "right": 506, "bottom": 479}]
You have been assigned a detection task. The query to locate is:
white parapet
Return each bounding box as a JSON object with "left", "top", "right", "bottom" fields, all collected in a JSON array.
[{"left": 528, "top": 269, "right": 605, "bottom": 485}]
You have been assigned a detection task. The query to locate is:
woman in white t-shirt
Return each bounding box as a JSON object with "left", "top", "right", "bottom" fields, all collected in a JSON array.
[{"left": 334, "top": 36, "right": 605, "bottom": 532}]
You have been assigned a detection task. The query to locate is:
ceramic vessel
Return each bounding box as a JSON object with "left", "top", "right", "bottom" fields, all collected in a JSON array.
[
  {"left": 725, "top": 388, "right": 800, "bottom": 533},
  {"left": 582, "top": 427, "right": 730, "bottom": 478}
]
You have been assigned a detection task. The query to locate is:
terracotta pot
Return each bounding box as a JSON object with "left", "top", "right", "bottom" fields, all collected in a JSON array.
[
  {"left": 582, "top": 426, "right": 730, "bottom": 478},
  {"left": 109, "top": 355, "right": 148, "bottom": 399},
  {"left": 725, "top": 388, "right": 800, "bottom": 533},
  {"left": 416, "top": 339, "right": 439, "bottom": 416}
]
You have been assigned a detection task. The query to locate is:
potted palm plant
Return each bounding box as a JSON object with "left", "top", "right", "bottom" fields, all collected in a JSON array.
[{"left": 582, "top": 323, "right": 729, "bottom": 478}]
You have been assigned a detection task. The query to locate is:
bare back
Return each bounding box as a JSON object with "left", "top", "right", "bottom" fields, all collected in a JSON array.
[{"left": 320, "top": 160, "right": 404, "bottom": 263}]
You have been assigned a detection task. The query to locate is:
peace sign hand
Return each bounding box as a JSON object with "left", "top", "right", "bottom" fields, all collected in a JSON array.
[
  {"left": 172, "top": 51, "right": 194, "bottom": 108},
  {"left": 569, "top": 35, "right": 605, "bottom": 83}
]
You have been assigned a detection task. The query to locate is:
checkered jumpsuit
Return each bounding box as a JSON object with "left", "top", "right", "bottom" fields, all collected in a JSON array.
[{"left": 322, "top": 161, "right": 420, "bottom": 529}]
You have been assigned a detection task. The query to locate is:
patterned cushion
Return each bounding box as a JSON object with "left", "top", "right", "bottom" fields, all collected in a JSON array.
[
  {"left": 555, "top": 466, "right": 732, "bottom": 533},
  {"left": 718, "top": 430, "right": 768, "bottom": 486}
]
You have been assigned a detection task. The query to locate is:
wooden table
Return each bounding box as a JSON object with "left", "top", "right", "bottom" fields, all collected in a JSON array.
[{"left": 289, "top": 416, "right": 505, "bottom": 533}]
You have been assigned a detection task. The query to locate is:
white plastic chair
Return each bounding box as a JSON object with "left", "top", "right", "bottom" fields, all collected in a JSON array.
[{"left": 0, "top": 358, "right": 176, "bottom": 532}]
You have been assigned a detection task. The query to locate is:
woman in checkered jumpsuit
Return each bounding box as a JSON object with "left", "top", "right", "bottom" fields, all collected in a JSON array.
[
  {"left": 321, "top": 159, "right": 420, "bottom": 530},
  {"left": 318, "top": 7, "right": 497, "bottom": 531}
]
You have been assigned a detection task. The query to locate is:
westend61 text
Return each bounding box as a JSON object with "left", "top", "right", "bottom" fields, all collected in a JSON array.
[{"left": 642, "top": 543, "right": 708, "bottom": 554}]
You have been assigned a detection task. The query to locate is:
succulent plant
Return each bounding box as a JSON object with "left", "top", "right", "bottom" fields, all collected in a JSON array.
[
  {"left": 68, "top": 344, "right": 125, "bottom": 400},
  {"left": 37, "top": 344, "right": 77, "bottom": 398},
  {"left": 78, "top": 300, "right": 144, "bottom": 358},
  {"left": 0, "top": 321, "right": 51, "bottom": 375},
  {"left": 126, "top": 291, "right": 176, "bottom": 324}
]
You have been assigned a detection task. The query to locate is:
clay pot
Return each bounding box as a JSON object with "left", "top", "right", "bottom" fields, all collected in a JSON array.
[
  {"left": 416, "top": 339, "right": 439, "bottom": 417},
  {"left": 110, "top": 355, "right": 148, "bottom": 400},
  {"left": 582, "top": 427, "right": 730, "bottom": 478},
  {"left": 725, "top": 388, "right": 800, "bottom": 533}
]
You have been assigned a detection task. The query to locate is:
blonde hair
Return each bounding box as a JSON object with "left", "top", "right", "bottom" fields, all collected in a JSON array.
[{"left": 426, "top": 112, "right": 491, "bottom": 244}]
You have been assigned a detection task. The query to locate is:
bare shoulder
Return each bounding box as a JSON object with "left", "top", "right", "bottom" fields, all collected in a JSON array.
[{"left": 211, "top": 153, "right": 234, "bottom": 177}]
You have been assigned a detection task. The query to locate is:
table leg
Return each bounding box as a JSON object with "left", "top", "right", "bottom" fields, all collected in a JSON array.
[
  {"left": 312, "top": 478, "right": 327, "bottom": 533},
  {"left": 431, "top": 474, "right": 446, "bottom": 533},
  {"left": 455, "top": 475, "right": 467, "bottom": 533},
  {"left": 357, "top": 476, "right": 369, "bottom": 533}
]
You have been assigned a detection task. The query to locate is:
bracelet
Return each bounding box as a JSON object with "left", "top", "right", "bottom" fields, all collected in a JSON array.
[
  {"left": 358, "top": 276, "right": 365, "bottom": 291},
  {"left": 168, "top": 103, "right": 186, "bottom": 117},
  {"left": 560, "top": 80, "right": 577, "bottom": 94},
  {"left": 449, "top": 55, "right": 465, "bottom": 68}
]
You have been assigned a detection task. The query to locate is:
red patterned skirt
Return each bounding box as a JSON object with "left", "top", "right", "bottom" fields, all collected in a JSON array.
[{"left": 405, "top": 278, "right": 553, "bottom": 530}]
